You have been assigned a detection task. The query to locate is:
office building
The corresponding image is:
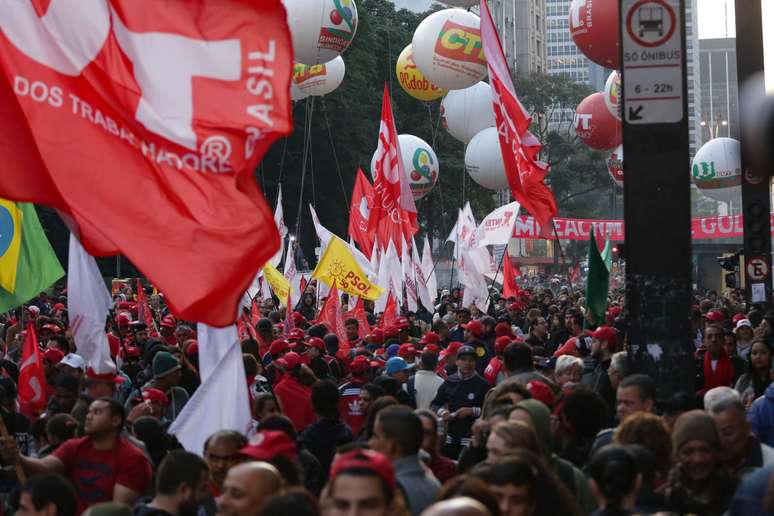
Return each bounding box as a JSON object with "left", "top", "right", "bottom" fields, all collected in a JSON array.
[{"left": 697, "top": 38, "right": 739, "bottom": 143}]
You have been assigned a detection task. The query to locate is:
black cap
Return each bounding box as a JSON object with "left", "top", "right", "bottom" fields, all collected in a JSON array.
[{"left": 456, "top": 345, "right": 476, "bottom": 359}]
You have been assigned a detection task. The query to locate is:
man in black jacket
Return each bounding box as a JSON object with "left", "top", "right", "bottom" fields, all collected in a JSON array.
[{"left": 430, "top": 346, "right": 490, "bottom": 460}]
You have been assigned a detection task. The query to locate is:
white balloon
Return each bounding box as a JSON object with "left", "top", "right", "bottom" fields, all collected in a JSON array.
[
  {"left": 282, "top": 0, "right": 358, "bottom": 65},
  {"left": 603, "top": 70, "right": 621, "bottom": 121},
  {"left": 441, "top": 81, "right": 496, "bottom": 143},
  {"left": 606, "top": 144, "right": 623, "bottom": 187},
  {"left": 465, "top": 127, "right": 509, "bottom": 191},
  {"left": 691, "top": 137, "right": 742, "bottom": 203},
  {"left": 370, "top": 134, "right": 440, "bottom": 200},
  {"left": 292, "top": 57, "right": 345, "bottom": 97},
  {"left": 291, "top": 73, "right": 308, "bottom": 101},
  {"left": 412, "top": 9, "right": 487, "bottom": 90}
]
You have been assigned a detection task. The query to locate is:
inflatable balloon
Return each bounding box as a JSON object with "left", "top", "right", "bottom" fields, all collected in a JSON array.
[
  {"left": 465, "top": 127, "right": 509, "bottom": 191},
  {"left": 691, "top": 137, "right": 742, "bottom": 203},
  {"left": 283, "top": 0, "right": 358, "bottom": 65},
  {"left": 412, "top": 9, "right": 487, "bottom": 90},
  {"left": 604, "top": 70, "right": 621, "bottom": 121},
  {"left": 292, "top": 57, "right": 345, "bottom": 97},
  {"left": 569, "top": 0, "right": 619, "bottom": 69},
  {"left": 395, "top": 45, "right": 447, "bottom": 101},
  {"left": 574, "top": 92, "right": 622, "bottom": 150},
  {"left": 291, "top": 73, "right": 308, "bottom": 102},
  {"left": 440, "top": 81, "right": 496, "bottom": 143},
  {"left": 606, "top": 145, "right": 623, "bottom": 188},
  {"left": 370, "top": 134, "right": 439, "bottom": 200}
]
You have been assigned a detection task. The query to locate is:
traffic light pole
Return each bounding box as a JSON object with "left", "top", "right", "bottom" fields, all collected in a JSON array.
[
  {"left": 619, "top": 0, "right": 694, "bottom": 398},
  {"left": 735, "top": 2, "right": 771, "bottom": 310}
]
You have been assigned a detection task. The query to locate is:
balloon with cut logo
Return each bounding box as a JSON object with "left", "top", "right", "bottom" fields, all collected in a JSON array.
[
  {"left": 691, "top": 137, "right": 741, "bottom": 203},
  {"left": 568, "top": 0, "right": 619, "bottom": 69},
  {"left": 465, "top": 127, "right": 510, "bottom": 191},
  {"left": 606, "top": 145, "right": 623, "bottom": 187},
  {"left": 370, "top": 134, "right": 439, "bottom": 200},
  {"left": 412, "top": 9, "right": 487, "bottom": 90},
  {"left": 604, "top": 70, "right": 621, "bottom": 121},
  {"left": 574, "top": 92, "right": 622, "bottom": 150},
  {"left": 395, "top": 45, "right": 447, "bottom": 101},
  {"left": 440, "top": 81, "right": 496, "bottom": 143},
  {"left": 282, "top": 0, "right": 358, "bottom": 65},
  {"left": 292, "top": 57, "right": 345, "bottom": 97}
]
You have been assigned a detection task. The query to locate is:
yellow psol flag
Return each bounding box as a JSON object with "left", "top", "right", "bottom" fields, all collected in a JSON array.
[
  {"left": 312, "top": 236, "right": 384, "bottom": 301},
  {"left": 262, "top": 263, "right": 290, "bottom": 306},
  {"left": 0, "top": 199, "right": 22, "bottom": 294}
]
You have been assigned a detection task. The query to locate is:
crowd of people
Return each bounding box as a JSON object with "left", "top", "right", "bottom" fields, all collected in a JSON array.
[{"left": 0, "top": 281, "right": 773, "bottom": 516}]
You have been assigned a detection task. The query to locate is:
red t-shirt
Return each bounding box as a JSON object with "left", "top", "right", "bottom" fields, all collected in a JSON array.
[
  {"left": 53, "top": 436, "right": 152, "bottom": 513},
  {"left": 338, "top": 379, "right": 366, "bottom": 436},
  {"left": 273, "top": 376, "right": 315, "bottom": 432},
  {"left": 483, "top": 357, "right": 503, "bottom": 386}
]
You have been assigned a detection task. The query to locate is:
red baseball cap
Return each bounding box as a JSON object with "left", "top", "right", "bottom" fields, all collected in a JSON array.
[
  {"left": 425, "top": 344, "right": 440, "bottom": 354},
  {"left": 283, "top": 351, "right": 302, "bottom": 370},
  {"left": 41, "top": 324, "right": 61, "bottom": 334},
  {"left": 184, "top": 340, "right": 198, "bottom": 356},
  {"left": 350, "top": 355, "right": 370, "bottom": 373},
  {"left": 494, "top": 336, "right": 512, "bottom": 354},
  {"left": 307, "top": 337, "right": 325, "bottom": 351},
  {"left": 141, "top": 387, "right": 169, "bottom": 406},
  {"left": 287, "top": 328, "right": 305, "bottom": 341},
  {"left": 369, "top": 328, "right": 384, "bottom": 344},
  {"left": 239, "top": 430, "right": 298, "bottom": 461},
  {"left": 292, "top": 312, "right": 306, "bottom": 325},
  {"left": 419, "top": 332, "right": 440, "bottom": 345},
  {"left": 160, "top": 315, "right": 177, "bottom": 328},
  {"left": 494, "top": 322, "right": 514, "bottom": 338},
  {"left": 586, "top": 326, "right": 619, "bottom": 348},
  {"left": 398, "top": 343, "right": 417, "bottom": 358},
  {"left": 269, "top": 339, "right": 289, "bottom": 356},
  {"left": 116, "top": 313, "right": 131, "bottom": 327},
  {"left": 704, "top": 310, "right": 725, "bottom": 322},
  {"left": 553, "top": 337, "right": 579, "bottom": 358},
  {"left": 441, "top": 341, "right": 464, "bottom": 357},
  {"left": 462, "top": 320, "right": 484, "bottom": 337},
  {"left": 331, "top": 450, "right": 396, "bottom": 491},
  {"left": 52, "top": 303, "right": 65, "bottom": 312},
  {"left": 42, "top": 348, "right": 64, "bottom": 364},
  {"left": 732, "top": 313, "right": 747, "bottom": 324},
  {"left": 124, "top": 346, "right": 141, "bottom": 358},
  {"left": 384, "top": 325, "right": 399, "bottom": 338}
]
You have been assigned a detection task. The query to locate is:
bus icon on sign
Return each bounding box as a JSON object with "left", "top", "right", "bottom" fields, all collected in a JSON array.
[{"left": 638, "top": 6, "right": 664, "bottom": 37}]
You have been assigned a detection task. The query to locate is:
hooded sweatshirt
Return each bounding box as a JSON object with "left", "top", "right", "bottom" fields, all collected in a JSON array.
[
  {"left": 749, "top": 383, "right": 774, "bottom": 447},
  {"left": 514, "top": 399, "right": 596, "bottom": 514}
]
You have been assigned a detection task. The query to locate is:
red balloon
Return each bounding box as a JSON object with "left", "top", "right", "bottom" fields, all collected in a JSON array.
[
  {"left": 569, "top": 0, "right": 620, "bottom": 69},
  {"left": 574, "top": 92, "right": 622, "bottom": 150}
]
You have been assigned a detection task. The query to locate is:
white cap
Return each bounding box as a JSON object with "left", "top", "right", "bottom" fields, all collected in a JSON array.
[
  {"left": 57, "top": 353, "right": 86, "bottom": 371},
  {"left": 27, "top": 306, "right": 40, "bottom": 314},
  {"left": 735, "top": 319, "right": 753, "bottom": 331}
]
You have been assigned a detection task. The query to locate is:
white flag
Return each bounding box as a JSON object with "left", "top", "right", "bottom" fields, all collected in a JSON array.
[
  {"left": 412, "top": 237, "right": 432, "bottom": 310},
  {"left": 268, "top": 187, "right": 287, "bottom": 268},
  {"left": 309, "top": 204, "right": 334, "bottom": 249},
  {"left": 170, "top": 324, "right": 251, "bottom": 454},
  {"left": 67, "top": 234, "right": 115, "bottom": 374},
  {"left": 476, "top": 201, "right": 521, "bottom": 247},
  {"left": 401, "top": 238, "right": 418, "bottom": 312},
  {"left": 460, "top": 249, "right": 490, "bottom": 314},
  {"left": 375, "top": 239, "right": 403, "bottom": 312},
  {"left": 421, "top": 236, "right": 437, "bottom": 306},
  {"left": 283, "top": 245, "right": 299, "bottom": 307}
]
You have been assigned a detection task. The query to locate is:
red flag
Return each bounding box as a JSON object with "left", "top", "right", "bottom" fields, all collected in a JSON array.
[
  {"left": 136, "top": 279, "right": 160, "bottom": 338},
  {"left": 368, "top": 84, "right": 418, "bottom": 250},
  {"left": 250, "top": 298, "right": 261, "bottom": 327},
  {"left": 480, "top": 0, "right": 557, "bottom": 230},
  {"left": 0, "top": 1, "right": 293, "bottom": 326},
  {"left": 236, "top": 316, "right": 249, "bottom": 341},
  {"left": 349, "top": 168, "right": 375, "bottom": 253},
  {"left": 502, "top": 255, "right": 521, "bottom": 299},
  {"left": 19, "top": 323, "right": 46, "bottom": 418},
  {"left": 345, "top": 298, "right": 371, "bottom": 339},
  {"left": 382, "top": 291, "right": 398, "bottom": 329},
  {"left": 283, "top": 291, "right": 295, "bottom": 336},
  {"left": 318, "top": 284, "right": 350, "bottom": 354},
  {"left": 299, "top": 276, "right": 308, "bottom": 298}
]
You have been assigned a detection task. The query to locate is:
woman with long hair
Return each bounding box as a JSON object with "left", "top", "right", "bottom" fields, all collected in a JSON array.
[
  {"left": 735, "top": 339, "right": 773, "bottom": 407},
  {"left": 587, "top": 445, "right": 640, "bottom": 516}
]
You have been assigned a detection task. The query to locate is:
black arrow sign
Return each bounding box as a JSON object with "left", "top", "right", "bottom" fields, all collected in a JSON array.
[{"left": 629, "top": 105, "right": 644, "bottom": 121}]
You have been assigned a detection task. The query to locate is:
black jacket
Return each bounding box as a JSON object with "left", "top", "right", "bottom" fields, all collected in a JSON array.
[{"left": 430, "top": 372, "right": 490, "bottom": 443}]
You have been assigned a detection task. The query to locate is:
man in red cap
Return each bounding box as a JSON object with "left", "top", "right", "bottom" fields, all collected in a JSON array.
[
  {"left": 263, "top": 339, "right": 290, "bottom": 385},
  {"left": 365, "top": 328, "right": 385, "bottom": 352},
  {"left": 398, "top": 343, "right": 418, "bottom": 366},
  {"left": 272, "top": 353, "right": 314, "bottom": 432},
  {"left": 305, "top": 337, "right": 332, "bottom": 380},
  {"left": 437, "top": 342, "right": 463, "bottom": 379},
  {"left": 326, "top": 449, "right": 398, "bottom": 516},
  {"left": 338, "top": 355, "right": 371, "bottom": 436},
  {"left": 582, "top": 325, "right": 621, "bottom": 418},
  {"left": 160, "top": 315, "right": 178, "bottom": 346},
  {"left": 483, "top": 336, "right": 511, "bottom": 386}
]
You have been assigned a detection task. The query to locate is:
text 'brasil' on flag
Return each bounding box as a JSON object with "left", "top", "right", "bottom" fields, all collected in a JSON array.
[{"left": 0, "top": 200, "right": 63, "bottom": 313}]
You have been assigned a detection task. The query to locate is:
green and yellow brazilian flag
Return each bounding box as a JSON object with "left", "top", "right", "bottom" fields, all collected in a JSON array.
[{"left": 0, "top": 199, "right": 64, "bottom": 313}]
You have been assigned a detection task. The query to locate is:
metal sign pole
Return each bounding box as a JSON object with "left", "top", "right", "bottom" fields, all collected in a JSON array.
[{"left": 620, "top": 0, "right": 694, "bottom": 398}]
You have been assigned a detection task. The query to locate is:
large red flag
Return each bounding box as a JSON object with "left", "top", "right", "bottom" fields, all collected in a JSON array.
[
  {"left": 480, "top": 0, "right": 557, "bottom": 231},
  {"left": 368, "top": 84, "right": 418, "bottom": 250},
  {"left": 502, "top": 254, "right": 521, "bottom": 299},
  {"left": 19, "top": 323, "right": 46, "bottom": 418},
  {"left": 0, "top": 1, "right": 293, "bottom": 326},
  {"left": 349, "top": 168, "right": 375, "bottom": 253},
  {"left": 382, "top": 291, "right": 398, "bottom": 329}
]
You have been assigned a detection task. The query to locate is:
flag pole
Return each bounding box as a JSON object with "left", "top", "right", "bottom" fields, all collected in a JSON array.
[
  {"left": 551, "top": 221, "right": 574, "bottom": 293},
  {"left": 483, "top": 246, "right": 507, "bottom": 309}
]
